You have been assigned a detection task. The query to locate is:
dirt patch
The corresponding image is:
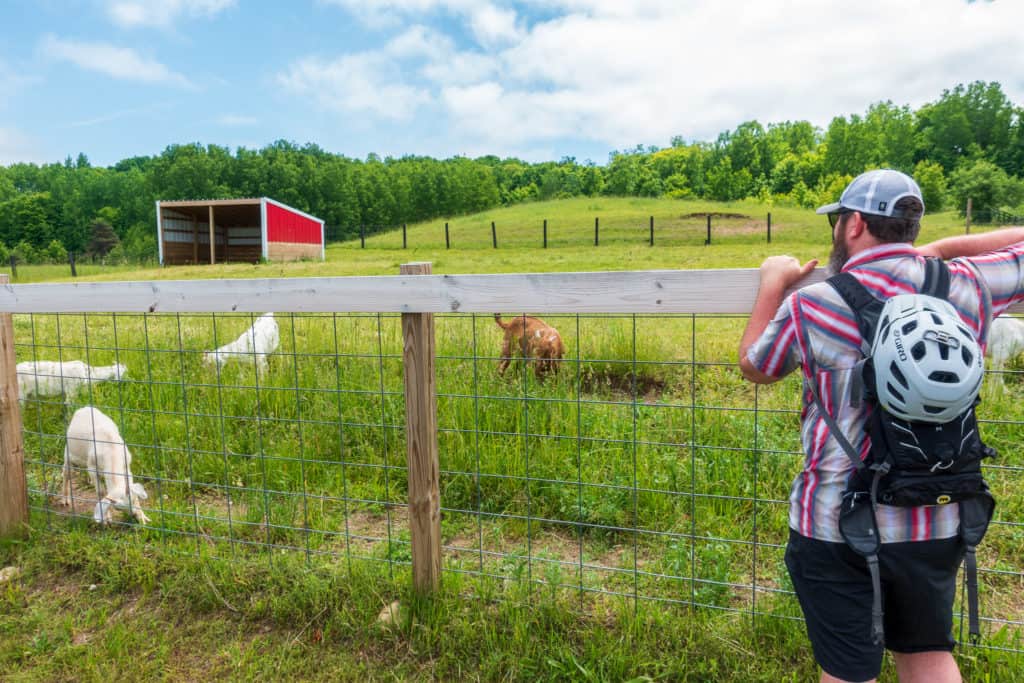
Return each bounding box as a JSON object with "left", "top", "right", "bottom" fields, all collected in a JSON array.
[
  {"left": 580, "top": 370, "right": 666, "bottom": 403},
  {"left": 330, "top": 506, "right": 410, "bottom": 554},
  {"left": 680, "top": 212, "right": 750, "bottom": 220}
]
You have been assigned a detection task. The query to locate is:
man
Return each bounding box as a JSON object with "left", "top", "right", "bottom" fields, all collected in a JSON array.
[{"left": 738, "top": 168, "right": 1024, "bottom": 683}]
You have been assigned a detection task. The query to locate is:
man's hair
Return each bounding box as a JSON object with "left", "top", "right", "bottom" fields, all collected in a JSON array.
[{"left": 861, "top": 197, "right": 922, "bottom": 243}]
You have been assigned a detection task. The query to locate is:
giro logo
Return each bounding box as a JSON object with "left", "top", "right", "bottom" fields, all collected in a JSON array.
[{"left": 892, "top": 328, "right": 907, "bottom": 361}]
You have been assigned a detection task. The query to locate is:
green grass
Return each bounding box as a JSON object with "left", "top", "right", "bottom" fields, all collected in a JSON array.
[{"left": 2, "top": 197, "right": 1022, "bottom": 681}]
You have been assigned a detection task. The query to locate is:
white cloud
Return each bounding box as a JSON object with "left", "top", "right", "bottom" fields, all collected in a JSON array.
[
  {"left": 278, "top": 51, "right": 431, "bottom": 121},
  {"left": 105, "top": 0, "right": 235, "bottom": 28},
  {"left": 322, "top": 0, "right": 521, "bottom": 46},
  {"left": 40, "top": 35, "right": 193, "bottom": 87},
  {"left": 301, "top": 0, "right": 1024, "bottom": 159}
]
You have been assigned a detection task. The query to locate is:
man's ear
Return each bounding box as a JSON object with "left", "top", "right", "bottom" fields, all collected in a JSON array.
[{"left": 845, "top": 211, "right": 868, "bottom": 240}]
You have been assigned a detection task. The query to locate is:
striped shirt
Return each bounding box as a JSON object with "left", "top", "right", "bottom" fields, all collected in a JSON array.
[{"left": 748, "top": 242, "right": 1024, "bottom": 543}]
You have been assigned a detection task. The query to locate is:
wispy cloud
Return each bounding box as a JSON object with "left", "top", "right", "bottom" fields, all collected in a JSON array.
[
  {"left": 105, "top": 0, "right": 236, "bottom": 28},
  {"left": 67, "top": 101, "right": 172, "bottom": 128},
  {"left": 40, "top": 34, "right": 193, "bottom": 88}
]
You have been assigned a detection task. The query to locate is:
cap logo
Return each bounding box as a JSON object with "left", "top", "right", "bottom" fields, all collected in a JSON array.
[{"left": 878, "top": 201, "right": 887, "bottom": 211}]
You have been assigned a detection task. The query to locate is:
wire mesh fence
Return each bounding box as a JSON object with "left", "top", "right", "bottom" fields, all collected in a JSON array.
[{"left": 4, "top": 272, "right": 1023, "bottom": 656}]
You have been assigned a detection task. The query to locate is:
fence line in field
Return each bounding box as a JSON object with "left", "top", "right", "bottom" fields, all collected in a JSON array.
[{"left": 0, "top": 267, "right": 1021, "bottom": 656}]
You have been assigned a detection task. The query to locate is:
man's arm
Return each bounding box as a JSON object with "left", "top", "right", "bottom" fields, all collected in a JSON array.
[
  {"left": 738, "top": 255, "right": 818, "bottom": 384},
  {"left": 917, "top": 226, "right": 1024, "bottom": 259}
]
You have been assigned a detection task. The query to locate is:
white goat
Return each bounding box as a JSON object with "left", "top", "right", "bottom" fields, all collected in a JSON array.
[
  {"left": 203, "top": 313, "right": 279, "bottom": 373},
  {"left": 61, "top": 406, "right": 149, "bottom": 525},
  {"left": 986, "top": 315, "right": 1024, "bottom": 388},
  {"left": 16, "top": 361, "right": 127, "bottom": 401}
]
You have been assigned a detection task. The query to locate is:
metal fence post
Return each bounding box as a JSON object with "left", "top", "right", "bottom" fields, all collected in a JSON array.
[
  {"left": 69, "top": 252, "right": 77, "bottom": 277},
  {"left": 491, "top": 221, "right": 497, "bottom": 249},
  {"left": 360, "top": 224, "right": 365, "bottom": 248},
  {"left": 8, "top": 256, "right": 16, "bottom": 280},
  {"left": 0, "top": 273, "right": 27, "bottom": 538},
  {"left": 543, "top": 219, "right": 547, "bottom": 249},
  {"left": 966, "top": 198, "right": 973, "bottom": 235},
  {"left": 399, "top": 262, "right": 441, "bottom": 593},
  {"left": 445, "top": 222, "right": 450, "bottom": 249},
  {"left": 706, "top": 214, "right": 711, "bottom": 246},
  {"left": 402, "top": 223, "right": 407, "bottom": 249},
  {"left": 594, "top": 217, "right": 599, "bottom": 247},
  {"left": 649, "top": 215, "right": 654, "bottom": 246},
  {"left": 767, "top": 212, "right": 771, "bottom": 244}
]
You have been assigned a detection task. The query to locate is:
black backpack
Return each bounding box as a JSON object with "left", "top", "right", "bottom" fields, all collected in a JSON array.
[{"left": 799, "top": 258, "right": 996, "bottom": 645}]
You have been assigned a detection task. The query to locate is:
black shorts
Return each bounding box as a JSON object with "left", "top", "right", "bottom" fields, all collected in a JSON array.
[{"left": 784, "top": 528, "right": 965, "bottom": 682}]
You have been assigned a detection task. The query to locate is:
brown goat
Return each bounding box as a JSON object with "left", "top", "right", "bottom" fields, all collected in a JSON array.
[{"left": 494, "top": 314, "right": 566, "bottom": 378}]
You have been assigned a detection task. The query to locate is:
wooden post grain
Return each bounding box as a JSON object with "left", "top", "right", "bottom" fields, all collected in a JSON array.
[
  {"left": 0, "top": 274, "right": 27, "bottom": 538},
  {"left": 400, "top": 262, "right": 441, "bottom": 592}
]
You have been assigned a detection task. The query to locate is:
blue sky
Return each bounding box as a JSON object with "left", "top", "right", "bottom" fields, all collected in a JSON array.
[{"left": 2, "top": 0, "right": 1024, "bottom": 167}]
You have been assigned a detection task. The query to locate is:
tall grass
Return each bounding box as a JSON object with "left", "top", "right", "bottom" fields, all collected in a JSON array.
[{"left": 4, "top": 196, "right": 1022, "bottom": 679}]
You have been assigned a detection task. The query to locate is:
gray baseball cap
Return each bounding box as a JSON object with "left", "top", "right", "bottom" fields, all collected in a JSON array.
[{"left": 816, "top": 169, "right": 924, "bottom": 219}]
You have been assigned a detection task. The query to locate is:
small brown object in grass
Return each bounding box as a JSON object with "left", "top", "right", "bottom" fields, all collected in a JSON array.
[{"left": 494, "top": 313, "right": 566, "bottom": 379}]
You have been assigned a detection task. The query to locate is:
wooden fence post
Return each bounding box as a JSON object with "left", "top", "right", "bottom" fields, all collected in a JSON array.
[
  {"left": 400, "top": 262, "right": 441, "bottom": 593},
  {"left": 0, "top": 274, "right": 27, "bottom": 538},
  {"left": 402, "top": 224, "right": 407, "bottom": 249},
  {"left": 706, "top": 214, "right": 712, "bottom": 246},
  {"left": 445, "top": 222, "right": 450, "bottom": 249},
  {"left": 965, "top": 198, "right": 973, "bottom": 235}
]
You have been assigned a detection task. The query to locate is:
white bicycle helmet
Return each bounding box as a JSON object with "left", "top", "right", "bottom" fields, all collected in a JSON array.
[{"left": 871, "top": 293, "right": 983, "bottom": 423}]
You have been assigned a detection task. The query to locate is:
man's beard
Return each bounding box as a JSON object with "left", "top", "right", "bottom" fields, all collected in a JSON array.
[{"left": 828, "top": 222, "right": 849, "bottom": 274}]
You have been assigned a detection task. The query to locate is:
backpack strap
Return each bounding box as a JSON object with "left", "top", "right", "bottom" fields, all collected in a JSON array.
[
  {"left": 921, "top": 256, "right": 951, "bottom": 299},
  {"left": 827, "top": 272, "right": 881, "bottom": 352}
]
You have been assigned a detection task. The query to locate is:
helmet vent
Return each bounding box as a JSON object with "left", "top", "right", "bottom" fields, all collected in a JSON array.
[
  {"left": 924, "top": 405, "right": 945, "bottom": 415},
  {"left": 938, "top": 343, "right": 949, "bottom": 361},
  {"left": 962, "top": 347, "right": 974, "bottom": 366},
  {"left": 886, "top": 383, "right": 905, "bottom": 402},
  {"left": 890, "top": 361, "right": 908, "bottom": 389},
  {"left": 929, "top": 370, "right": 959, "bottom": 384},
  {"left": 911, "top": 341, "right": 926, "bottom": 361},
  {"left": 902, "top": 321, "right": 918, "bottom": 335}
]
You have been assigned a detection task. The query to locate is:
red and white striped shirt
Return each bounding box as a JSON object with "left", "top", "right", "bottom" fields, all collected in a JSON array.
[{"left": 748, "top": 242, "right": 1024, "bottom": 542}]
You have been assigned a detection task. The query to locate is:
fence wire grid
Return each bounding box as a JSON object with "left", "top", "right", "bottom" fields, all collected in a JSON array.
[{"left": 12, "top": 309, "right": 1024, "bottom": 654}]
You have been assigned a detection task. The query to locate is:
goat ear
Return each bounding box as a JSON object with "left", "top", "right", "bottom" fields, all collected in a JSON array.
[{"left": 131, "top": 482, "right": 148, "bottom": 500}]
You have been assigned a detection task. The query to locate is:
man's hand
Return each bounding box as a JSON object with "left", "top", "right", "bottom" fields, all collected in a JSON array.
[
  {"left": 758, "top": 255, "right": 819, "bottom": 294},
  {"left": 738, "top": 255, "right": 818, "bottom": 384}
]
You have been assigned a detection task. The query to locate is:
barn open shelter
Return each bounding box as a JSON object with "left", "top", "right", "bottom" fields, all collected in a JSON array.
[{"left": 156, "top": 197, "right": 325, "bottom": 265}]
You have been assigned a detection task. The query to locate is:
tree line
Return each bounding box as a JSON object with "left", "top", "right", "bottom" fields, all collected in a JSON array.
[{"left": 2, "top": 80, "right": 1023, "bottom": 263}]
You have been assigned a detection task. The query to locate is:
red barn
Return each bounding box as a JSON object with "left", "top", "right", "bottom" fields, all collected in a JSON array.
[{"left": 156, "top": 197, "right": 325, "bottom": 265}]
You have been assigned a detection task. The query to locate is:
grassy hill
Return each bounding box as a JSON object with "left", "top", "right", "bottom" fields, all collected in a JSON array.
[{"left": 2, "top": 196, "right": 981, "bottom": 283}]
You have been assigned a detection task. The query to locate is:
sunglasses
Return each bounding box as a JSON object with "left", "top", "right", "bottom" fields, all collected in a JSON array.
[{"left": 827, "top": 209, "right": 853, "bottom": 229}]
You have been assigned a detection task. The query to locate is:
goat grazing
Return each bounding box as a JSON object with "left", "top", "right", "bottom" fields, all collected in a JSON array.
[
  {"left": 203, "top": 312, "right": 279, "bottom": 372},
  {"left": 16, "top": 361, "right": 127, "bottom": 401},
  {"left": 61, "top": 406, "right": 149, "bottom": 525},
  {"left": 494, "top": 314, "right": 566, "bottom": 378}
]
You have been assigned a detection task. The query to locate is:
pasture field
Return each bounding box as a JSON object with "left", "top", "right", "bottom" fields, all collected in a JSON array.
[{"left": 2, "top": 197, "right": 1022, "bottom": 681}]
